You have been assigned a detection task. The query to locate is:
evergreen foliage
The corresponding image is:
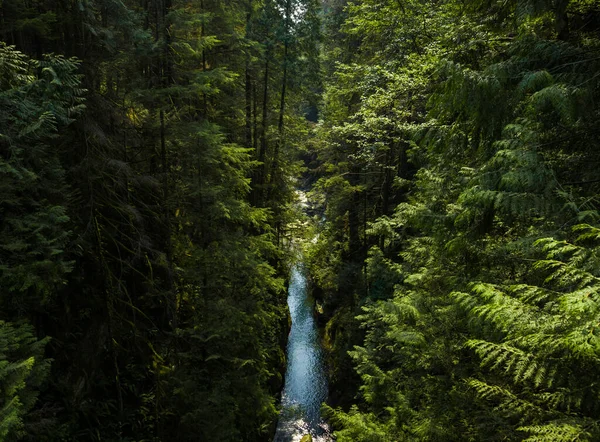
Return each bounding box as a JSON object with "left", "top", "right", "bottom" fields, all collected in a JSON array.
[
  {"left": 0, "top": 321, "right": 50, "bottom": 441},
  {"left": 1, "top": 0, "right": 321, "bottom": 440},
  {"left": 3, "top": 0, "right": 600, "bottom": 439},
  {"left": 0, "top": 43, "right": 84, "bottom": 312},
  {"left": 309, "top": 0, "right": 600, "bottom": 440}
]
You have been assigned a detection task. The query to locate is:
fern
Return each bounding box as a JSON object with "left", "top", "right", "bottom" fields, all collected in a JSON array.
[
  {"left": 0, "top": 45, "right": 84, "bottom": 310},
  {"left": 0, "top": 321, "right": 50, "bottom": 441},
  {"left": 520, "top": 421, "right": 595, "bottom": 441},
  {"left": 456, "top": 225, "right": 600, "bottom": 439}
]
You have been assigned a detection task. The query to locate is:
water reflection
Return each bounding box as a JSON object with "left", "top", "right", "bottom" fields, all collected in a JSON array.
[{"left": 273, "top": 265, "right": 332, "bottom": 442}]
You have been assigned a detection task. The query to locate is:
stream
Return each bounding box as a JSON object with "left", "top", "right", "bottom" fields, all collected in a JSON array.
[{"left": 273, "top": 263, "right": 332, "bottom": 442}]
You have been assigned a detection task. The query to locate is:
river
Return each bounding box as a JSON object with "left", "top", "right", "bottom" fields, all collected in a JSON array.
[{"left": 273, "top": 263, "right": 332, "bottom": 442}]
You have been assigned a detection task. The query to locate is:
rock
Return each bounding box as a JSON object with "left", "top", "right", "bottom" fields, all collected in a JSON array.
[{"left": 300, "top": 435, "right": 313, "bottom": 442}]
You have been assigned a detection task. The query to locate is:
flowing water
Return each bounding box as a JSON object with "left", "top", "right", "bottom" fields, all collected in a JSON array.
[{"left": 273, "top": 264, "right": 332, "bottom": 442}]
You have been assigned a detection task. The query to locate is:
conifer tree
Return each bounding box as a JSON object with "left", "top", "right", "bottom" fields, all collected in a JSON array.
[
  {"left": 310, "top": 0, "right": 600, "bottom": 440},
  {"left": 0, "top": 42, "right": 84, "bottom": 315},
  {"left": 1, "top": 0, "right": 320, "bottom": 439}
]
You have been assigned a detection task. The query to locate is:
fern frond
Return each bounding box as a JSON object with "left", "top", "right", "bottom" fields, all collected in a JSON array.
[
  {"left": 519, "top": 422, "right": 592, "bottom": 441},
  {"left": 528, "top": 84, "right": 576, "bottom": 123},
  {"left": 518, "top": 70, "right": 554, "bottom": 96}
]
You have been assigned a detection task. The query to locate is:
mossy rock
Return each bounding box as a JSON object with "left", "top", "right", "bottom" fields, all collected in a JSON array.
[{"left": 300, "top": 435, "right": 313, "bottom": 442}]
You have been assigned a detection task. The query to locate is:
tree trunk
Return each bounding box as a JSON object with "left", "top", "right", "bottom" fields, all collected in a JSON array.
[
  {"left": 201, "top": 0, "right": 208, "bottom": 117},
  {"left": 245, "top": 2, "right": 253, "bottom": 149},
  {"left": 348, "top": 163, "right": 361, "bottom": 259},
  {"left": 268, "top": 0, "right": 291, "bottom": 197},
  {"left": 381, "top": 144, "right": 393, "bottom": 216},
  {"left": 256, "top": 51, "right": 270, "bottom": 206}
]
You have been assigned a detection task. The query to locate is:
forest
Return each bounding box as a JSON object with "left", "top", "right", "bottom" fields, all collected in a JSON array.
[{"left": 1, "top": 0, "right": 600, "bottom": 441}]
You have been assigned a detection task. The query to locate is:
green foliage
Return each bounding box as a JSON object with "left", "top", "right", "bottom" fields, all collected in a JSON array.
[
  {"left": 1, "top": 0, "right": 320, "bottom": 439},
  {"left": 309, "top": 0, "right": 600, "bottom": 440},
  {"left": 0, "top": 321, "right": 50, "bottom": 441},
  {"left": 454, "top": 226, "right": 600, "bottom": 440},
  {"left": 0, "top": 43, "right": 84, "bottom": 311}
]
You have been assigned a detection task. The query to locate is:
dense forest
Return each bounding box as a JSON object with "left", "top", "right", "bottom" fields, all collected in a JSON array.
[
  {"left": 0, "top": 0, "right": 320, "bottom": 440},
  {"left": 310, "top": 0, "right": 600, "bottom": 441},
  {"left": 2, "top": 0, "right": 600, "bottom": 441}
]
